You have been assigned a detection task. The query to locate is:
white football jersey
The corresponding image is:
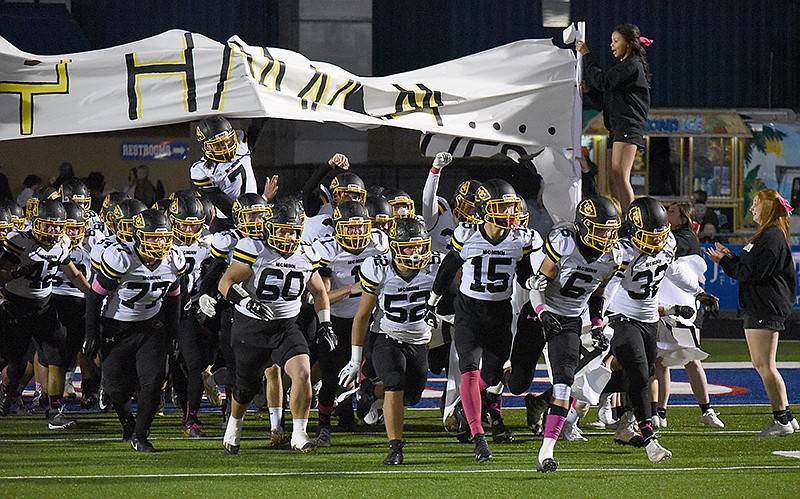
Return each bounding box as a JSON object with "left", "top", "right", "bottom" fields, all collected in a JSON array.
[
  {"left": 542, "top": 224, "right": 623, "bottom": 317},
  {"left": 90, "top": 235, "right": 119, "bottom": 280},
  {"left": 3, "top": 231, "right": 71, "bottom": 299},
  {"left": 190, "top": 136, "right": 256, "bottom": 220},
  {"left": 176, "top": 235, "right": 212, "bottom": 295},
  {"left": 98, "top": 242, "right": 186, "bottom": 322},
  {"left": 427, "top": 197, "right": 459, "bottom": 254},
  {"left": 313, "top": 230, "right": 390, "bottom": 318},
  {"left": 210, "top": 229, "right": 242, "bottom": 266},
  {"left": 301, "top": 213, "right": 334, "bottom": 244},
  {"left": 360, "top": 251, "right": 443, "bottom": 344},
  {"left": 452, "top": 222, "right": 542, "bottom": 301},
  {"left": 231, "top": 237, "right": 320, "bottom": 321},
  {"left": 605, "top": 235, "right": 677, "bottom": 323},
  {"left": 52, "top": 244, "right": 91, "bottom": 298}
]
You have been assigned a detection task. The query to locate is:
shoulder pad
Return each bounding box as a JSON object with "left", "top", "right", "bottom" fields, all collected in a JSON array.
[
  {"left": 544, "top": 226, "right": 576, "bottom": 262},
  {"left": 100, "top": 242, "right": 133, "bottom": 279},
  {"left": 170, "top": 246, "right": 187, "bottom": 274}
]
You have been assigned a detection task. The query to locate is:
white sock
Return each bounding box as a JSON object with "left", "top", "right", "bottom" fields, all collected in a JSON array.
[
  {"left": 566, "top": 405, "right": 578, "bottom": 425},
  {"left": 224, "top": 415, "right": 243, "bottom": 446},
  {"left": 293, "top": 418, "right": 308, "bottom": 436},
  {"left": 269, "top": 407, "right": 283, "bottom": 431},
  {"left": 538, "top": 437, "right": 556, "bottom": 462}
]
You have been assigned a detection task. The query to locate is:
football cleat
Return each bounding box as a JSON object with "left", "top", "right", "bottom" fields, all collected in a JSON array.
[
  {"left": 536, "top": 457, "right": 559, "bottom": 473},
  {"left": 98, "top": 387, "right": 111, "bottom": 412},
  {"left": 613, "top": 412, "right": 645, "bottom": 448},
  {"left": 315, "top": 425, "right": 333, "bottom": 447},
  {"left": 700, "top": 408, "right": 724, "bottom": 428},
  {"left": 791, "top": 418, "right": 799, "bottom": 431},
  {"left": 201, "top": 369, "right": 222, "bottom": 407},
  {"left": 184, "top": 421, "right": 207, "bottom": 438},
  {"left": 121, "top": 416, "right": 136, "bottom": 442},
  {"left": 651, "top": 414, "right": 667, "bottom": 429},
  {"left": 645, "top": 439, "right": 672, "bottom": 463},
  {"left": 130, "top": 434, "right": 157, "bottom": 453},
  {"left": 383, "top": 440, "right": 405, "bottom": 465},
  {"left": 47, "top": 410, "right": 76, "bottom": 430},
  {"left": 291, "top": 432, "right": 317, "bottom": 453},
  {"left": 491, "top": 418, "right": 515, "bottom": 444},
  {"left": 756, "top": 419, "right": 794, "bottom": 437},
  {"left": 473, "top": 433, "right": 493, "bottom": 463},
  {"left": 562, "top": 421, "right": 587, "bottom": 442},
  {"left": 269, "top": 428, "right": 291, "bottom": 449},
  {"left": 525, "top": 393, "right": 548, "bottom": 435}
]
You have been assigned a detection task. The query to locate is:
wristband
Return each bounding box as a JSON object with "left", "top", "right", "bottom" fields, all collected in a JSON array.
[
  {"left": 317, "top": 309, "right": 331, "bottom": 323},
  {"left": 351, "top": 345, "right": 363, "bottom": 361},
  {"left": 430, "top": 166, "right": 442, "bottom": 175},
  {"left": 591, "top": 317, "right": 603, "bottom": 328},
  {"left": 534, "top": 303, "right": 547, "bottom": 318},
  {"left": 427, "top": 292, "right": 442, "bottom": 307},
  {"left": 227, "top": 282, "right": 251, "bottom": 306}
]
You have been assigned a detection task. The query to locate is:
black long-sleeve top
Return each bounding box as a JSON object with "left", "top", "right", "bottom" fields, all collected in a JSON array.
[
  {"left": 719, "top": 225, "right": 795, "bottom": 322},
  {"left": 582, "top": 53, "right": 650, "bottom": 135}
]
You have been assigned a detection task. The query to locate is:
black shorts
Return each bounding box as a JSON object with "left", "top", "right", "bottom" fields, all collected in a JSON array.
[
  {"left": 371, "top": 333, "right": 428, "bottom": 406},
  {"left": 608, "top": 128, "right": 645, "bottom": 149},
  {"left": 743, "top": 315, "right": 786, "bottom": 331},
  {"left": 454, "top": 294, "right": 512, "bottom": 386}
]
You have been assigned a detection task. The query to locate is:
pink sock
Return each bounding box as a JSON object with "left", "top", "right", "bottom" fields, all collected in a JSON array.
[
  {"left": 543, "top": 413, "right": 566, "bottom": 440},
  {"left": 460, "top": 371, "right": 484, "bottom": 436}
]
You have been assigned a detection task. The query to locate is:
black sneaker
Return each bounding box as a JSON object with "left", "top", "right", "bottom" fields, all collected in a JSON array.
[
  {"left": 122, "top": 417, "right": 136, "bottom": 442},
  {"left": 130, "top": 434, "right": 156, "bottom": 453},
  {"left": 491, "top": 418, "right": 515, "bottom": 444},
  {"left": 473, "top": 433, "right": 493, "bottom": 463},
  {"left": 383, "top": 440, "right": 405, "bottom": 465},
  {"left": 536, "top": 457, "right": 559, "bottom": 473},
  {"left": 47, "top": 409, "right": 76, "bottom": 430},
  {"left": 184, "top": 421, "right": 207, "bottom": 438},
  {"left": 525, "top": 393, "right": 548, "bottom": 435},
  {"left": 316, "top": 425, "right": 333, "bottom": 447}
]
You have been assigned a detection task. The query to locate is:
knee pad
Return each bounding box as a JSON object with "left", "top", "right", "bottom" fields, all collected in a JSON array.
[{"left": 553, "top": 383, "right": 571, "bottom": 401}]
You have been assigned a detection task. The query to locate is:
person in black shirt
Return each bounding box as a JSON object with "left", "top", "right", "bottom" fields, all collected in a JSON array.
[
  {"left": 576, "top": 24, "right": 651, "bottom": 211},
  {"left": 707, "top": 189, "right": 797, "bottom": 436}
]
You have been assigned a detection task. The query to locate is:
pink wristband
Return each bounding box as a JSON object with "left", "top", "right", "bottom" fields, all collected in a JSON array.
[
  {"left": 591, "top": 317, "right": 603, "bottom": 328},
  {"left": 534, "top": 303, "right": 547, "bottom": 317},
  {"left": 430, "top": 166, "right": 441, "bottom": 175}
]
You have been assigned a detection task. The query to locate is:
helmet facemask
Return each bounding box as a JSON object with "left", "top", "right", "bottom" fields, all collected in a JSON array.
[
  {"left": 266, "top": 220, "right": 304, "bottom": 255},
  {"left": 235, "top": 206, "right": 269, "bottom": 238},
  {"left": 484, "top": 196, "right": 521, "bottom": 229},
  {"left": 32, "top": 217, "right": 66, "bottom": 248},
  {"left": 171, "top": 216, "right": 205, "bottom": 245},
  {"left": 390, "top": 236, "right": 431, "bottom": 270},
  {"left": 64, "top": 219, "right": 86, "bottom": 249},
  {"left": 335, "top": 217, "right": 371, "bottom": 252},
  {"left": 332, "top": 185, "right": 367, "bottom": 206},
  {"left": 579, "top": 218, "right": 621, "bottom": 252},
  {"left": 200, "top": 129, "right": 237, "bottom": 163},
  {"left": 630, "top": 225, "right": 670, "bottom": 255},
  {"left": 388, "top": 196, "right": 415, "bottom": 218}
]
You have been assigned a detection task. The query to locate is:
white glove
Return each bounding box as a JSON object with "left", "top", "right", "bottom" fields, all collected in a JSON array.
[
  {"left": 338, "top": 346, "right": 363, "bottom": 387},
  {"left": 525, "top": 273, "right": 550, "bottom": 292},
  {"left": 198, "top": 294, "right": 218, "bottom": 318},
  {"left": 433, "top": 152, "right": 453, "bottom": 169}
]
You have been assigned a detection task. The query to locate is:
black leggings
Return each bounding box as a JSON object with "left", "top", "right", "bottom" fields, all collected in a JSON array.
[
  {"left": 174, "top": 314, "right": 217, "bottom": 416},
  {"left": 508, "top": 303, "right": 547, "bottom": 394},
  {"left": 609, "top": 316, "right": 658, "bottom": 422},
  {"left": 317, "top": 315, "right": 353, "bottom": 408}
]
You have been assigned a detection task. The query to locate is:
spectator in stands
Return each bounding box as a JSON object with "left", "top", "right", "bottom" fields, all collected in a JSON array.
[
  {"left": 84, "top": 171, "right": 106, "bottom": 213},
  {"left": 692, "top": 190, "right": 719, "bottom": 242},
  {"left": 16, "top": 174, "right": 42, "bottom": 207},
  {"left": 0, "top": 170, "right": 12, "bottom": 202},
  {"left": 53, "top": 162, "right": 76, "bottom": 190}
]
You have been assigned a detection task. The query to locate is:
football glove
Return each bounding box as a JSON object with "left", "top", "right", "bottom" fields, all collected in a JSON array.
[
  {"left": 590, "top": 327, "right": 609, "bottom": 350},
  {"left": 539, "top": 310, "right": 562, "bottom": 338},
  {"left": 82, "top": 336, "right": 101, "bottom": 359},
  {"left": 665, "top": 304, "right": 695, "bottom": 319},
  {"left": 11, "top": 261, "right": 38, "bottom": 280},
  {"left": 433, "top": 152, "right": 453, "bottom": 169},
  {"left": 695, "top": 292, "right": 719, "bottom": 313},
  {"left": 338, "top": 359, "right": 360, "bottom": 388},
  {"left": 423, "top": 303, "right": 439, "bottom": 329},
  {"left": 525, "top": 272, "right": 550, "bottom": 291},
  {"left": 241, "top": 297, "right": 274, "bottom": 322},
  {"left": 197, "top": 293, "right": 218, "bottom": 318},
  {"left": 316, "top": 321, "right": 338, "bottom": 352}
]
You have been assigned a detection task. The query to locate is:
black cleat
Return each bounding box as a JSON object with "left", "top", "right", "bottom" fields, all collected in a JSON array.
[
  {"left": 130, "top": 434, "right": 156, "bottom": 453},
  {"left": 491, "top": 418, "right": 515, "bottom": 444},
  {"left": 473, "top": 433, "right": 493, "bottom": 463},
  {"left": 383, "top": 439, "right": 405, "bottom": 465},
  {"left": 525, "top": 393, "right": 548, "bottom": 436},
  {"left": 536, "top": 457, "right": 559, "bottom": 473}
]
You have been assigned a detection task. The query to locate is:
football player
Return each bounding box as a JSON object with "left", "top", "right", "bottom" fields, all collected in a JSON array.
[
  {"left": 311, "top": 200, "right": 389, "bottom": 445},
  {"left": 0, "top": 200, "right": 25, "bottom": 232},
  {"left": 365, "top": 195, "right": 394, "bottom": 235},
  {"left": 302, "top": 171, "right": 367, "bottom": 244},
  {"left": 98, "top": 192, "right": 131, "bottom": 238},
  {"left": 300, "top": 153, "right": 352, "bottom": 218},
  {"left": 83, "top": 210, "right": 186, "bottom": 452},
  {"left": 339, "top": 218, "right": 442, "bottom": 465},
  {"left": 218, "top": 198, "right": 330, "bottom": 454},
  {"left": 0, "top": 199, "right": 91, "bottom": 427},
  {"left": 89, "top": 199, "right": 147, "bottom": 279},
  {"left": 428, "top": 179, "right": 541, "bottom": 462},
  {"left": 524, "top": 196, "right": 623, "bottom": 472},
  {"left": 381, "top": 188, "right": 416, "bottom": 219}
]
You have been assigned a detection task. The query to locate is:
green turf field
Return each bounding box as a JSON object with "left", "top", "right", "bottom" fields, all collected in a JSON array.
[
  {"left": 2, "top": 405, "right": 799, "bottom": 498},
  {"left": 702, "top": 338, "right": 800, "bottom": 363}
]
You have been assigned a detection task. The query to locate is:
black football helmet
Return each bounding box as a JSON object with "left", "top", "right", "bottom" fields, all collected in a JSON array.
[
  {"left": 365, "top": 195, "right": 394, "bottom": 234},
  {"left": 232, "top": 193, "right": 270, "bottom": 237},
  {"left": 519, "top": 198, "right": 530, "bottom": 229},
  {"left": 26, "top": 186, "right": 59, "bottom": 222},
  {"left": 333, "top": 200, "right": 371, "bottom": 252},
  {"left": 451, "top": 179, "right": 481, "bottom": 223},
  {"left": 152, "top": 198, "right": 172, "bottom": 214},
  {"left": 168, "top": 195, "right": 206, "bottom": 245},
  {"left": 474, "top": 179, "right": 521, "bottom": 229},
  {"left": 196, "top": 116, "right": 237, "bottom": 163},
  {"left": 100, "top": 192, "right": 131, "bottom": 235},
  {"left": 389, "top": 217, "right": 431, "bottom": 270},
  {"left": 62, "top": 201, "right": 86, "bottom": 249},
  {"left": 329, "top": 172, "right": 367, "bottom": 206},
  {"left": 197, "top": 194, "right": 216, "bottom": 226},
  {"left": 59, "top": 179, "right": 91, "bottom": 211},
  {"left": 133, "top": 209, "right": 173, "bottom": 260},
  {"left": 575, "top": 196, "right": 621, "bottom": 253},
  {"left": 0, "top": 206, "right": 13, "bottom": 242},
  {"left": 0, "top": 200, "right": 25, "bottom": 231},
  {"left": 626, "top": 197, "right": 670, "bottom": 255},
  {"left": 381, "top": 188, "right": 415, "bottom": 218},
  {"left": 265, "top": 198, "right": 305, "bottom": 255},
  {"left": 31, "top": 198, "right": 67, "bottom": 248},
  {"left": 112, "top": 198, "right": 148, "bottom": 243}
]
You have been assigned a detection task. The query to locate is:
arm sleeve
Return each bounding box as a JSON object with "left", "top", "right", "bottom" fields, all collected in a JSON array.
[
  {"left": 199, "top": 186, "right": 234, "bottom": 219},
  {"left": 422, "top": 170, "right": 442, "bottom": 230},
  {"left": 197, "top": 257, "right": 228, "bottom": 296},
  {"left": 85, "top": 288, "right": 105, "bottom": 343},
  {"left": 582, "top": 53, "right": 637, "bottom": 92},
  {"left": 432, "top": 249, "right": 464, "bottom": 296},
  {"left": 301, "top": 164, "right": 333, "bottom": 217},
  {"left": 515, "top": 253, "right": 534, "bottom": 287}
]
